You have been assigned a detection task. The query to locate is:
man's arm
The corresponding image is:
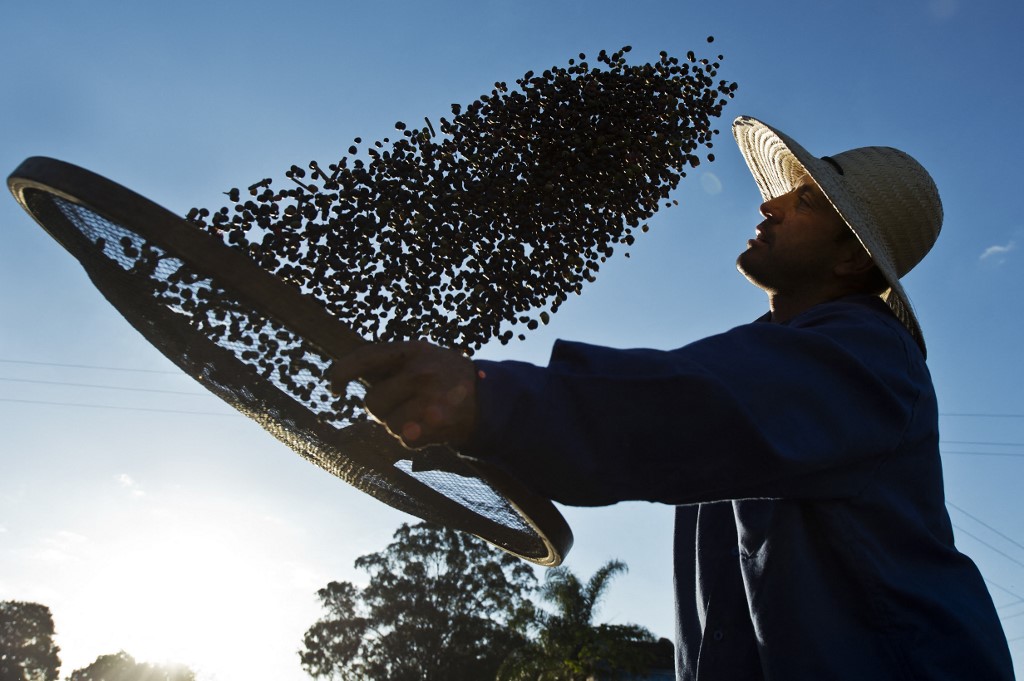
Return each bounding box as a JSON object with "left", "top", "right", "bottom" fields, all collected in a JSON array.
[
  {"left": 462, "top": 298, "right": 925, "bottom": 506},
  {"left": 328, "top": 297, "right": 926, "bottom": 507}
]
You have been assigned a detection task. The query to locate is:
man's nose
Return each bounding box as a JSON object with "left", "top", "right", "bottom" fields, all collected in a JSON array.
[{"left": 760, "top": 197, "right": 781, "bottom": 221}]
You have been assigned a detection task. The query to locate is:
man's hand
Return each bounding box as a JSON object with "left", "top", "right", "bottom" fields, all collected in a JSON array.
[{"left": 327, "top": 340, "right": 479, "bottom": 449}]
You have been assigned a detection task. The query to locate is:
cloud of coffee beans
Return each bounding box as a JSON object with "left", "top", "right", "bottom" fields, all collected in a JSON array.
[{"left": 187, "top": 41, "right": 737, "bottom": 354}]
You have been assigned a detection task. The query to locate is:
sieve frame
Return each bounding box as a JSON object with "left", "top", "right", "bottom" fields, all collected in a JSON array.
[{"left": 7, "top": 155, "right": 572, "bottom": 566}]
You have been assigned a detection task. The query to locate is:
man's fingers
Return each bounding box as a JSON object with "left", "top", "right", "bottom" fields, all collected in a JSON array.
[
  {"left": 327, "top": 343, "right": 410, "bottom": 392},
  {"left": 362, "top": 370, "right": 419, "bottom": 422},
  {"left": 326, "top": 340, "right": 478, "bottom": 449},
  {"left": 378, "top": 399, "right": 450, "bottom": 448},
  {"left": 360, "top": 367, "right": 460, "bottom": 439}
]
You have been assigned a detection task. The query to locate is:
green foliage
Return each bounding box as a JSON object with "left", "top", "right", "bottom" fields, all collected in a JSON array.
[
  {"left": 66, "top": 651, "right": 195, "bottom": 681},
  {"left": 0, "top": 600, "right": 61, "bottom": 681},
  {"left": 498, "top": 561, "right": 663, "bottom": 680},
  {"left": 300, "top": 522, "right": 537, "bottom": 681}
]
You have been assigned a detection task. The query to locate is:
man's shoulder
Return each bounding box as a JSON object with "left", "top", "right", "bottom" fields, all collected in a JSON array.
[
  {"left": 785, "top": 295, "right": 924, "bottom": 364},
  {"left": 793, "top": 295, "right": 905, "bottom": 331}
]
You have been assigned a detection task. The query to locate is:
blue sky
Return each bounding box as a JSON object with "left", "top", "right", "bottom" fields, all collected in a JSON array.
[{"left": 1, "top": 1, "right": 1022, "bottom": 679}]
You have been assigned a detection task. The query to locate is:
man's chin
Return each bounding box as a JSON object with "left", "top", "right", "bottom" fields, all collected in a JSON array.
[
  {"left": 736, "top": 254, "right": 769, "bottom": 290},
  {"left": 736, "top": 250, "right": 756, "bottom": 277}
]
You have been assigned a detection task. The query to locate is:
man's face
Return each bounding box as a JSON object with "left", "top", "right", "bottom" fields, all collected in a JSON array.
[{"left": 736, "top": 177, "right": 853, "bottom": 296}]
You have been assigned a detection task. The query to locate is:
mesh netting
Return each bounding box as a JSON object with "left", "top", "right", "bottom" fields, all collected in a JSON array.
[{"left": 22, "top": 188, "right": 541, "bottom": 555}]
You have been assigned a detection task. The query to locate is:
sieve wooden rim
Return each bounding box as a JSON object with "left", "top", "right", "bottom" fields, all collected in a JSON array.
[{"left": 7, "top": 156, "right": 573, "bottom": 566}]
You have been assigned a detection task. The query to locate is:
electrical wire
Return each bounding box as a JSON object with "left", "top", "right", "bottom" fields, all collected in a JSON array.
[
  {"left": 948, "top": 507, "right": 1024, "bottom": 626},
  {"left": 948, "top": 502, "right": 1024, "bottom": 553},
  {"left": 953, "top": 524, "right": 1024, "bottom": 572},
  {"left": 1, "top": 359, "right": 1023, "bottom": 650},
  {"left": 0, "top": 376, "right": 207, "bottom": 396},
  {"left": 0, "top": 397, "right": 237, "bottom": 418},
  {"left": 942, "top": 440, "right": 1024, "bottom": 448},
  {"left": 0, "top": 358, "right": 182, "bottom": 374},
  {"left": 989, "top": 582, "right": 1024, "bottom": 609},
  {"left": 941, "top": 451, "right": 1024, "bottom": 458},
  {"left": 941, "top": 412, "right": 1024, "bottom": 419}
]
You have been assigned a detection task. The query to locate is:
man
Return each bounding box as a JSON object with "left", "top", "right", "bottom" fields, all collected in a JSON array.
[{"left": 329, "top": 116, "right": 1015, "bottom": 679}]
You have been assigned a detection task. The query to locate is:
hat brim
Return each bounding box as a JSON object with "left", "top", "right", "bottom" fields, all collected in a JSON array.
[{"left": 731, "top": 116, "right": 925, "bottom": 354}]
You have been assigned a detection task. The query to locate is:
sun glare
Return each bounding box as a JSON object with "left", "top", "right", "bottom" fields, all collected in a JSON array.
[{"left": 55, "top": 485, "right": 327, "bottom": 680}]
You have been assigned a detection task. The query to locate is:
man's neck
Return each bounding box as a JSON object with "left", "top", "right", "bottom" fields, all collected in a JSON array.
[{"left": 767, "top": 288, "right": 855, "bottom": 323}]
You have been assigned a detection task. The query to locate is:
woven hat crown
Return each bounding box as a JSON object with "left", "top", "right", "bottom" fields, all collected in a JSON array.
[
  {"left": 732, "top": 115, "right": 943, "bottom": 354},
  {"left": 816, "top": 145, "right": 942, "bottom": 280}
]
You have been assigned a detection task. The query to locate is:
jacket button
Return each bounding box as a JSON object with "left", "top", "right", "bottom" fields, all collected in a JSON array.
[{"left": 713, "top": 630, "right": 724, "bottom": 642}]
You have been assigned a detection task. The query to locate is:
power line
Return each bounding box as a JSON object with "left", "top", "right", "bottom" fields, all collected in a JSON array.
[
  {"left": 942, "top": 451, "right": 1024, "bottom": 459},
  {"left": 941, "top": 412, "right": 1024, "bottom": 419},
  {"left": 949, "top": 506, "right": 1024, "bottom": 618},
  {"left": 0, "top": 376, "right": 207, "bottom": 396},
  {"left": 0, "top": 358, "right": 182, "bottom": 375},
  {"left": 942, "top": 440, "right": 1024, "bottom": 448},
  {"left": 953, "top": 524, "right": 1024, "bottom": 572},
  {"left": 0, "top": 397, "right": 237, "bottom": 418},
  {"left": 996, "top": 597, "right": 1024, "bottom": 612},
  {"left": 989, "top": 583, "right": 1024, "bottom": 609},
  {"left": 948, "top": 501, "right": 1024, "bottom": 554}
]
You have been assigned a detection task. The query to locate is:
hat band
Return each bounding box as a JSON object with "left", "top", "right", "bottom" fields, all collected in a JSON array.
[{"left": 821, "top": 156, "right": 845, "bottom": 175}]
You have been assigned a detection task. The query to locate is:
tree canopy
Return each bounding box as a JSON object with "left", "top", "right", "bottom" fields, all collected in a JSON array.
[
  {"left": 300, "top": 522, "right": 538, "bottom": 681},
  {"left": 66, "top": 651, "right": 195, "bottom": 681},
  {"left": 0, "top": 600, "right": 61, "bottom": 681},
  {"left": 498, "top": 560, "right": 667, "bottom": 680}
]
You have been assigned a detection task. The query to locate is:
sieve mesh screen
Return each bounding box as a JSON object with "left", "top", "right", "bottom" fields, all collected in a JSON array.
[{"left": 18, "top": 183, "right": 543, "bottom": 559}]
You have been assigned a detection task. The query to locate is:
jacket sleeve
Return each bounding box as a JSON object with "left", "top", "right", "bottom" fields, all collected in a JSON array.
[{"left": 460, "top": 298, "right": 927, "bottom": 506}]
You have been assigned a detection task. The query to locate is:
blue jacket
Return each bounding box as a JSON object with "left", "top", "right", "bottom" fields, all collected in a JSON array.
[{"left": 465, "top": 295, "right": 1014, "bottom": 680}]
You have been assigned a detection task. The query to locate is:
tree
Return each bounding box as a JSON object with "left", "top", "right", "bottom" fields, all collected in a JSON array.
[
  {"left": 498, "top": 560, "right": 663, "bottom": 680},
  {"left": 300, "top": 521, "right": 537, "bottom": 681},
  {"left": 66, "top": 651, "right": 195, "bottom": 681},
  {"left": 0, "top": 600, "right": 61, "bottom": 681}
]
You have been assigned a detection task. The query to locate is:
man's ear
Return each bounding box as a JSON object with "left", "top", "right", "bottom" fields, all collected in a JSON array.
[{"left": 834, "top": 241, "right": 876, "bottom": 277}]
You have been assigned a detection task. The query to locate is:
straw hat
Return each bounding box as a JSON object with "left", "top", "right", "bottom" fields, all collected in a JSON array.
[{"left": 731, "top": 115, "right": 942, "bottom": 356}]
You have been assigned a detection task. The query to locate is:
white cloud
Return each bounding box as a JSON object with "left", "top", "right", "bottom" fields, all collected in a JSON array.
[
  {"left": 32, "top": 530, "right": 90, "bottom": 564},
  {"left": 979, "top": 241, "right": 1016, "bottom": 261},
  {"left": 116, "top": 473, "right": 146, "bottom": 497}
]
